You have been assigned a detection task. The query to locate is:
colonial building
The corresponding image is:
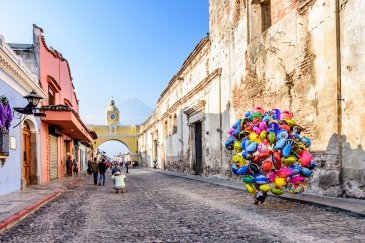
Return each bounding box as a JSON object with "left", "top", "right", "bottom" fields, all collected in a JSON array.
[
  {"left": 138, "top": 0, "right": 365, "bottom": 199},
  {"left": 10, "top": 25, "right": 95, "bottom": 182},
  {"left": 0, "top": 34, "right": 46, "bottom": 195}
]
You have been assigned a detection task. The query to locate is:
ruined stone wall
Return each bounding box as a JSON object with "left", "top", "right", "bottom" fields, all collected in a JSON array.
[
  {"left": 339, "top": 0, "right": 365, "bottom": 198},
  {"left": 226, "top": 0, "right": 364, "bottom": 198}
]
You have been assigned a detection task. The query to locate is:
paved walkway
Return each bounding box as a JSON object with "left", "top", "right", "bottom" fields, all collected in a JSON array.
[
  {"left": 151, "top": 168, "right": 365, "bottom": 217},
  {"left": 0, "top": 175, "right": 81, "bottom": 231}
]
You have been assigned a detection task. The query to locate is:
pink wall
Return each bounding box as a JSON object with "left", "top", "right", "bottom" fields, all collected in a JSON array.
[
  {"left": 39, "top": 37, "right": 79, "bottom": 110},
  {"left": 38, "top": 33, "right": 78, "bottom": 182}
]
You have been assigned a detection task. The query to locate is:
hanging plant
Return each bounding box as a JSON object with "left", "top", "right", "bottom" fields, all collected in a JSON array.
[
  {"left": 0, "top": 95, "right": 12, "bottom": 129},
  {"left": 0, "top": 95, "right": 8, "bottom": 106}
]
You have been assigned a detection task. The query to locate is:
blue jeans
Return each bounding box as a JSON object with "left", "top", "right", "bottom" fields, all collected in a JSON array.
[
  {"left": 99, "top": 173, "right": 105, "bottom": 185},
  {"left": 93, "top": 172, "right": 98, "bottom": 185}
]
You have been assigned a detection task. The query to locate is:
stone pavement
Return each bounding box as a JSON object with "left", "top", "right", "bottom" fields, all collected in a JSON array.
[
  {"left": 0, "top": 168, "right": 364, "bottom": 235},
  {"left": 152, "top": 168, "right": 365, "bottom": 217},
  {"left": 0, "top": 175, "right": 81, "bottom": 231},
  {"left": 0, "top": 169, "right": 364, "bottom": 242}
]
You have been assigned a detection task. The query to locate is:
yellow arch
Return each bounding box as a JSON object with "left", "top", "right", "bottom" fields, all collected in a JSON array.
[{"left": 87, "top": 125, "right": 140, "bottom": 161}]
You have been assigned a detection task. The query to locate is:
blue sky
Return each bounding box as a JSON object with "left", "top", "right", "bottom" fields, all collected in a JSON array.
[{"left": 0, "top": 0, "right": 209, "bottom": 156}]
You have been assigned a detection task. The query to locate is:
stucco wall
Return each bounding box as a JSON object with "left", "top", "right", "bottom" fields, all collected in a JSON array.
[
  {"left": 0, "top": 81, "right": 24, "bottom": 195},
  {"left": 340, "top": 0, "right": 365, "bottom": 198}
]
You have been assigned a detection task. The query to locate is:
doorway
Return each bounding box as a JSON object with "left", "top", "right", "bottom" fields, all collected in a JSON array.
[
  {"left": 22, "top": 123, "right": 31, "bottom": 186},
  {"left": 194, "top": 122, "right": 202, "bottom": 175}
]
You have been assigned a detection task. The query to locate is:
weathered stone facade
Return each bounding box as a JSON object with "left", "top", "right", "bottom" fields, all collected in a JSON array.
[{"left": 138, "top": 0, "right": 365, "bottom": 199}]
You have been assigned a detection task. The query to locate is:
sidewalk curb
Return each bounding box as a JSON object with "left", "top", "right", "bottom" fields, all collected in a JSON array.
[
  {"left": 0, "top": 178, "right": 82, "bottom": 232},
  {"left": 151, "top": 169, "right": 365, "bottom": 218}
]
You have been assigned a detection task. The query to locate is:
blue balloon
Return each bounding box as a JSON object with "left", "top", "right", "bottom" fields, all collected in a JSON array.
[
  {"left": 282, "top": 143, "right": 292, "bottom": 158},
  {"left": 262, "top": 115, "right": 271, "bottom": 122},
  {"left": 301, "top": 167, "right": 312, "bottom": 177},
  {"left": 246, "top": 142, "right": 258, "bottom": 154},
  {"left": 277, "top": 130, "right": 289, "bottom": 139},
  {"left": 271, "top": 109, "right": 281, "bottom": 120},
  {"left": 254, "top": 175, "right": 268, "bottom": 185},
  {"left": 289, "top": 165, "right": 302, "bottom": 175},
  {"left": 236, "top": 164, "right": 249, "bottom": 175},
  {"left": 241, "top": 138, "right": 249, "bottom": 150},
  {"left": 274, "top": 138, "right": 286, "bottom": 150},
  {"left": 225, "top": 137, "right": 235, "bottom": 150},
  {"left": 231, "top": 163, "right": 239, "bottom": 175},
  {"left": 232, "top": 119, "right": 242, "bottom": 129},
  {"left": 241, "top": 151, "right": 254, "bottom": 160},
  {"left": 308, "top": 160, "right": 316, "bottom": 170},
  {"left": 232, "top": 126, "right": 241, "bottom": 137},
  {"left": 244, "top": 111, "right": 252, "bottom": 120},
  {"left": 301, "top": 136, "right": 312, "bottom": 148}
]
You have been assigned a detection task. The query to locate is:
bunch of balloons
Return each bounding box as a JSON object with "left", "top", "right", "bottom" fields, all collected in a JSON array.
[{"left": 225, "top": 107, "right": 316, "bottom": 203}]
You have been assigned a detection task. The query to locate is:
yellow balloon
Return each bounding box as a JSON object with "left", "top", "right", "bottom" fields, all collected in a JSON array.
[
  {"left": 286, "top": 119, "right": 297, "bottom": 127},
  {"left": 259, "top": 184, "right": 271, "bottom": 192},
  {"left": 246, "top": 183, "right": 256, "bottom": 194},
  {"left": 260, "top": 130, "right": 267, "bottom": 140},
  {"left": 282, "top": 155, "right": 297, "bottom": 166},
  {"left": 274, "top": 177, "right": 286, "bottom": 188},
  {"left": 249, "top": 133, "right": 261, "bottom": 143},
  {"left": 231, "top": 154, "right": 246, "bottom": 166},
  {"left": 233, "top": 140, "right": 243, "bottom": 153}
]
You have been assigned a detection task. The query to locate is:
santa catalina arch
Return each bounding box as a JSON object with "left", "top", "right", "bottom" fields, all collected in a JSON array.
[{"left": 86, "top": 99, "right": 140, "bottom": 161}]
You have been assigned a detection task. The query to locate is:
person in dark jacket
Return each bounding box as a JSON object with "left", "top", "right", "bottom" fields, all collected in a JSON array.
[
  {"left": 66, "top": 156, "right": 73, "bottom": 176},
  {"left": 98, "top": 159, "right": 107, "bottom": 186},
  {"left": 125, "top": 161, "right": 129, "bottom": 174},
  {"left": 91, "top": 158, "right": 99, "bottom": 185}
]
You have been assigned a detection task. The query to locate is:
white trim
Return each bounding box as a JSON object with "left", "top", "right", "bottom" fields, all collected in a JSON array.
[
  {"left": 0, "top": 68, "right": 29, "bottom": 95},
  {"left": 0, "top": 35, "right": 45, "bottom": 98}
]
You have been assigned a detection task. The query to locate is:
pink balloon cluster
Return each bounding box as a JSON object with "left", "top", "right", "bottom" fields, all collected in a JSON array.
[{"left": 225, "top": 107, "right": 316, "bottom": 203}]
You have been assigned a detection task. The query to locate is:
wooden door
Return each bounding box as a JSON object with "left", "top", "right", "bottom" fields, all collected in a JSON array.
[
  {"left": 194, "top": 122, "right": 202, "bottom": 175},
  {"left": 22, "top": 123, "right": 31, "bottom": 186}
]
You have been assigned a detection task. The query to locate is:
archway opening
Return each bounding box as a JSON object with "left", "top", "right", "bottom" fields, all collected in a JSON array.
[
  {"left": 22, "top": 120, "right": 38, "bottom": 187},
  {"left": 98, "top": 140, "right": 130, "bottom": 163}
]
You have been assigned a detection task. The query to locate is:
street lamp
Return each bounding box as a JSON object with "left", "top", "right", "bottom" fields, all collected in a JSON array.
[{"left": 13, "top": 89, "right": 45, "bottom": 128}]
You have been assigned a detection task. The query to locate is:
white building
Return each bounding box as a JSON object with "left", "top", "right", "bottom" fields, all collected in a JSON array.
[{"left": 0, "top": 35, "right": 46, "bottom": 195}]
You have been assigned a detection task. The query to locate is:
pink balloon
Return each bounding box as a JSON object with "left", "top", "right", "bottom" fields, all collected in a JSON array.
[
  {"left": 299, "top": 150, "right": 313, "bottom": 167},
  {"left": 253, "top": 126, "right": 261, "bottom": 135},
  {"left": 228, "top": 128, "right": 235, "bottom": 135},
  {"left": 268, "top": 172, "right": 276, "bottom": 182},
  {"left": 259, "top": 121, "right": 267, "bottom": 131},
  {"left": 289, "top": 175, "right": 305, "bottom": 185},
  {"left": 253, "top": 106, "right": 265, "bottom": 114},
  {"left": 276, "top": 167, "right": 292, "bottom": 178}
]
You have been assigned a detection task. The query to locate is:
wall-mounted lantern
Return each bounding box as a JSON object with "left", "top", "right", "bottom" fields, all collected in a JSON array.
[{"left": 13, "top": 90, "right": 45, "bottom": 128}]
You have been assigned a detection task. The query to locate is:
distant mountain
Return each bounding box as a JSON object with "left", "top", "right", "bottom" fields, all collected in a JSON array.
[{"left": 117, "top": 99, "right": 154, "bottom": 125}]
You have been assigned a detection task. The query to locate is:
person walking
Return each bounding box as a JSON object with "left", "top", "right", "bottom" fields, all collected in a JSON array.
[
  {"left": 111, "top": 164, "right": 118, "bottom": 175},
  {"left": 98, "top": 158, "right": 107, "bottom": 186},
  {"left": 91, "top": 158, "right": 99, "bottom": 185},
  {"left": 72, "top": 159, "right": 79, "bottom": 177},
  {"left": 125, "top": 161, "right": 129, "bottom": 174},
  {"left": 66, "top": 156, "right": 73, "bottom": 176}
]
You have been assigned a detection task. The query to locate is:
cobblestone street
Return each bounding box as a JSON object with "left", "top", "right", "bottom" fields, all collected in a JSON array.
[{"left": 1, "top": 169, "right": 364, "bottom": 243}]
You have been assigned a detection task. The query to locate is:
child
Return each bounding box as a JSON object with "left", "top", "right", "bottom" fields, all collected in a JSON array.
[
  {"left": 72, "top": 159, "right": 78, "bottom": 177},
  {"left": 111, "top": 171, "right": 126, "bottom": 193}
]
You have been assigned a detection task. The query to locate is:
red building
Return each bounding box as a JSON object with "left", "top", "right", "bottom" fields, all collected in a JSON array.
[{"left": 11, "top": 25, "right": 96, "bottom": 182}]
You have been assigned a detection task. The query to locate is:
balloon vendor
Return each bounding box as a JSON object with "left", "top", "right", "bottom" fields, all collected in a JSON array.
[{"left": 225, "top": 107, "right": 316, "bottom": 204}]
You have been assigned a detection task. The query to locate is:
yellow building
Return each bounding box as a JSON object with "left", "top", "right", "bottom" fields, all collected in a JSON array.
[{"left": 87, "top": 99, "right": 140, "bottom": 161}]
